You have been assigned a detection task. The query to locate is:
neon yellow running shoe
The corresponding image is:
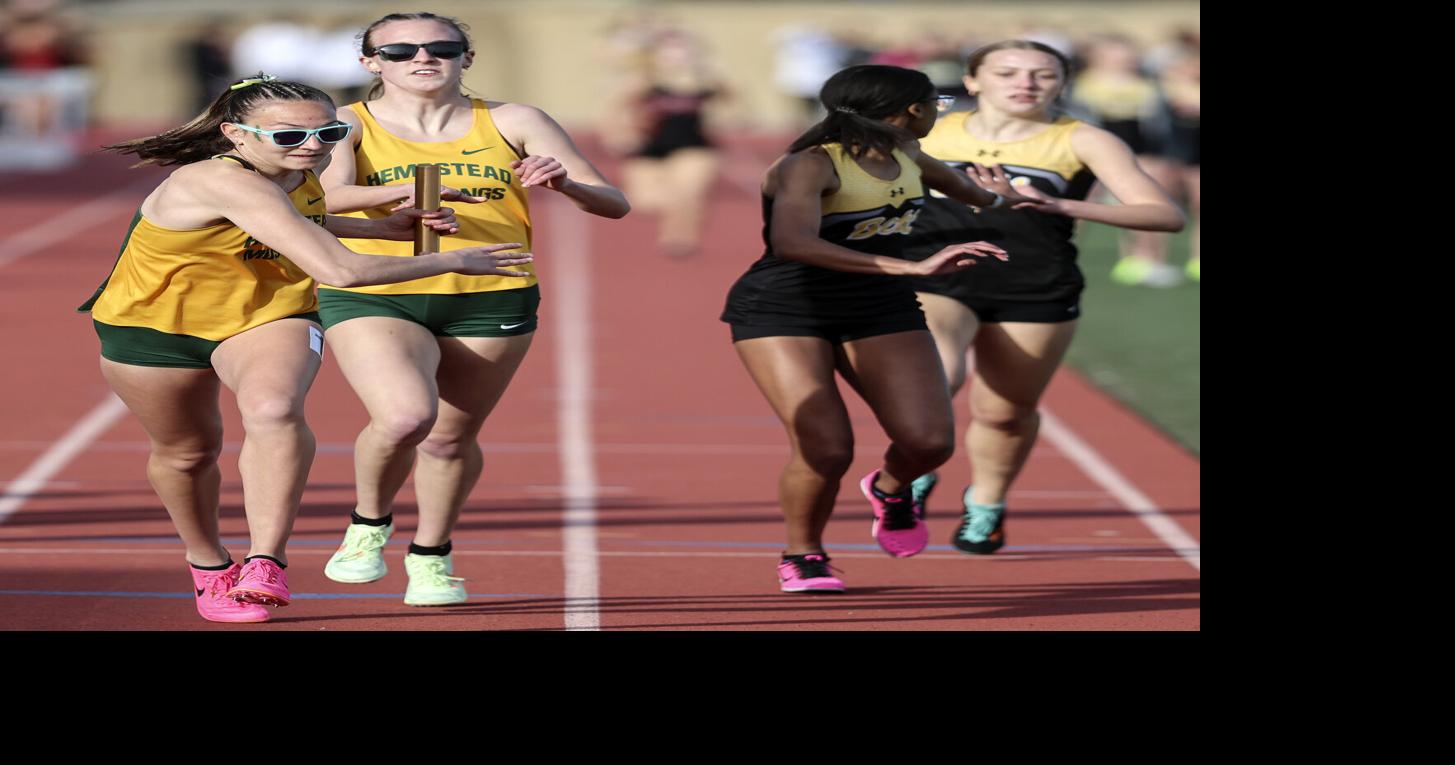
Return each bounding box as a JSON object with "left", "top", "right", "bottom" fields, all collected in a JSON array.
[
  {"left": 1110, "top": 256, "right": 1154, "bottom": 285},
  {"left": 1185, "top": 257, "right": 1200, "bottom": 282},
  {"left": 404, "top": 553, "right": 468, "bottom": 606},
  {"left": 323, "top": 522, "right": 392, "bottom": 584}
]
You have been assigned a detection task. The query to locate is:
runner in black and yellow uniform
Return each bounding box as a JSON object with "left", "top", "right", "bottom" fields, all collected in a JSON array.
[
  {"left": 900, "top": 41, "right": 1184, "bottom": 556},
  {"left": 82, "top": 75, "right": 534, "bottom": 625},
  {"left": 721, "top": 64, "right": 1040, "bottom": 593},
  {"left": 317, "top": 13, "right": 628, "bottom": 606}
]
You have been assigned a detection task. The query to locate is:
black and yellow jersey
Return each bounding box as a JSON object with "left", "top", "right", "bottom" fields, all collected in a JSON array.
[
  {"left": 905, "top": 111, "right": 1096, "bottom": 303},
  {"left": 80, "top": 157, "right": 324, "bottom": 340},
  {"left": 722, "top": 143, "right": 926, "bottom": 324}
]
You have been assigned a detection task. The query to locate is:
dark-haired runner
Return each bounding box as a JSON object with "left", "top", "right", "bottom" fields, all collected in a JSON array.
[{"left": 720, "top": 64, "right": 1039, "bottom": 593}]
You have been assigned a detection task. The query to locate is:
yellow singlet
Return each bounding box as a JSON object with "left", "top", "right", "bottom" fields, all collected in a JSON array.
[
  {"left": 84, "top": 161, "right": 324, "bottom": 341},
  {"left": 328, "top": 98, "right": 536, "bottom": 295}
]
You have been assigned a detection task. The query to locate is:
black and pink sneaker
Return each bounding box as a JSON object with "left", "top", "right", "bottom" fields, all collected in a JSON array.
[
  {"left": 777, "top": 553, "right": 845, "bottom": 593},
  {"left": 860, "top": 469, "right": 929, "bottom": 558}
]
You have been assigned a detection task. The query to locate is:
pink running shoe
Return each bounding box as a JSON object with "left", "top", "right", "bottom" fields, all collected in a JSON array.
[
  {"left": 226, "top": 558, "right": 291, "bottom": 607},
  {"left": 777, "top": 553, "right": 845, "bottom": 593},
  {"left": 860, "top": 469, "right": 929, "bottom": 558},
  {"left": 190, "top": 563, "right": 270, "bottom": 623}
]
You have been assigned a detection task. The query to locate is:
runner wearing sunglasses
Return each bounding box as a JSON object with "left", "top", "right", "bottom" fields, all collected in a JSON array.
[
  {"left": 317, "top": 13, "right": 628, "bottom": 606},
  {"left": 82, "top": 75, "right": 534, "bottom": 624}
]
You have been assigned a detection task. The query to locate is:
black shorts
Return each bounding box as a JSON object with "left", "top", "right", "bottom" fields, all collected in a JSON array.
[
  {"left": 729, "top": 314, "right": 928, "bottom": 343},
  {"left": 946, "top": 294, "right": 1082, "bottom": 324}
]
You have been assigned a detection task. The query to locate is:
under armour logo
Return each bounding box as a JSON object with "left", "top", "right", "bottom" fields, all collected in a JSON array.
[{"left": 977, "top": 149, "right": 1001, "bottom": 158}]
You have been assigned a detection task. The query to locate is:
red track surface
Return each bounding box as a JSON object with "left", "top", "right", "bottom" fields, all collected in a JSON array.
[{"left": 0, "top": 134, "right": 1199, "bottom": 630}]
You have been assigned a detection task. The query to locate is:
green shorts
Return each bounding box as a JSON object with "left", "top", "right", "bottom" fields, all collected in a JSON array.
[
  {"left": 94, "top": 312, "right": 323, "bottom": 369},
  {"left": 316, "top": 286, "right": 540, "bottom": 337}
]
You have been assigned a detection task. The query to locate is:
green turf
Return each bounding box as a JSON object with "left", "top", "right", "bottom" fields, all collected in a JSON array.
[{"left": 1064, "top": 222, "right": 1200, "bottom": 455}]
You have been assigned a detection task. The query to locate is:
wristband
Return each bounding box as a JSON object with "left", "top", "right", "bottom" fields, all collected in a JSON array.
[{"left": 984, "top": 191, "right": 1005, "bottom": 209}]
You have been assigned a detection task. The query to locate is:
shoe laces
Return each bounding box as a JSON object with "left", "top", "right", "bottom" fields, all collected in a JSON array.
[
  {"left": 411, "top": 557, "right": 464, "bottom": 587},
  {"left": 202, "top": 570, "right": 234, "bottom": 598},
  {"left": 787, "top": 554, "right": 839, "bottom": 580},
  {"left": 880, "top": 493, "right": 920, "bottom": 531},
  {"left": 242, "top": 560, "right": 280, "bottom": 585},
  {"left": 960, "top": 505, "right": 1002, "bottom": 540},
  {"left": 341, "top": 525, "right": 388, "bottom": 556}
]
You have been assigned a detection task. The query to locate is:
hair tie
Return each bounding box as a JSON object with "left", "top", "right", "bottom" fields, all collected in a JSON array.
[
  {"left": 833, "top": 106, "right": 857, "bottom": 114},
  {"left": 230, "top": 75, "right": 278, "bottom": 91}
]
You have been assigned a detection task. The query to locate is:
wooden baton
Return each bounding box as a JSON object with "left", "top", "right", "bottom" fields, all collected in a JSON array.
[{"left": 413, "top": 163, "right": 441, "bottom": 256}]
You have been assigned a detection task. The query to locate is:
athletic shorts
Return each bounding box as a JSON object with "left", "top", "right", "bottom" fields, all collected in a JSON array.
[
  {"left": 728, "top": 314, "right": 928, "bottom": 343},
  {"left": 317, "top": 286, "right": 540, "bottom": 337},
  {"left": 950, "top": 295, "right": 1082, "bottom": 324},
  {"left": 95, "top": 312, "right": 323, "bottom": 369}
]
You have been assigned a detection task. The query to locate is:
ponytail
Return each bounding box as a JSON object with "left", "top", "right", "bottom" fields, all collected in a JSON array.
[
  {"left": 103, "top": 74, "right": 336, "bottom": 167},
  {"left": 786, "top": 65, "right": 936, "bottom": 158}
]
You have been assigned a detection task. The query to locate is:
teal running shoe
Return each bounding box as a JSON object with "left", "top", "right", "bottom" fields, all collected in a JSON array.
[
  {"left": 951, "top": 486, "right": 1006, "bottom": 554},
  {"left": 910, "top": 472, "right": 939, "bottom": 508}
]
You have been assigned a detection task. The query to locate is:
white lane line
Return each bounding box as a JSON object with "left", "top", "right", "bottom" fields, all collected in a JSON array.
[
  {"left": 546, "top": 198, "right": 601, "bottom": 631},
  {"left": 0, "top": 179, "right": 155, "bottom": 269},
  {"left": 1039, "top": 407, "right": 1201, "bottom": 571},
  {"left": 0, "top": 395, "right": 127, "bottom": 524}
]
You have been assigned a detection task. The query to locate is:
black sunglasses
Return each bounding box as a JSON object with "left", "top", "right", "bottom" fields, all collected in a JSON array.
[{"left": 367, "top": 41, "right": 468, "bottom": 62}]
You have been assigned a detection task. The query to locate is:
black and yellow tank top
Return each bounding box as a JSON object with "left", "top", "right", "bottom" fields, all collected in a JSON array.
[
  {"left": 80, "top": 156, "right": 324, "bottom": 341},
  {"left": 721, "top": 143, "right": 927, "bottom": 323},
  {"left": 326, "top": 98, "right": 534, "bottom": 295},
  {"left": 906, "top": 111, "right": 1096, "bottom": 302}
]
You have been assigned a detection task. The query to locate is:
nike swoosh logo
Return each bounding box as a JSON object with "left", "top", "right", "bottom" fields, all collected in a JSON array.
[
  {"left": 307, "top": 197, "right": 324, "bottom": 205},
  {"left": 462, "top": 147, "right": 494, "bottom": 155},
  {"left": 500, "top": 321, "right": 529, "bottom": 330}
]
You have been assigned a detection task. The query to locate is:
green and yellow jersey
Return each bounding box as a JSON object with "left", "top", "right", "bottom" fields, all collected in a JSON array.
[
  {"left": 81, "top": 160, "right": 324, "bottom": 341},
  {"left": 326, "top": 98, "right": 534, "bottom": 296}
]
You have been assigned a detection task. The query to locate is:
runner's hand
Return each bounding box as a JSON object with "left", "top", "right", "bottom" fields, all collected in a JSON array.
[
  {"left": 376, "top": 206, "right": 461, "bottom": 240},
  {"left": 390, "top": 185, "right": 489, "bottom": 211},
  {"left": 448, "top": 242, "right": 534, "bottom": 276},
  {"left": 512, "top": 155, "right": 569, "bottom": 190},
  {"left": 966, "top": 163, "right": 1049, "bottom": 210},
  {"left": 907, "top": 242, "right": 1008, "bottom": 276}
]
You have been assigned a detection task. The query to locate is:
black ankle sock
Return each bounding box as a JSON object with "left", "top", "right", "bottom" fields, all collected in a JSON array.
[
  {"left": 782, "top": 551, "right": 829, "bottom": 561},
  {"left": 350, "top": 511, "right": 392, "bottom": 527},
  {"left": 872, "top": 481, "right": 911, "bottom": 500},
  {"left": 408, "top": 541, "right": 452, "bottom": 556},
  {"left": 244, "top": 554, "right": 286, "bottom": 569},
  {"left": 189, "top": 559, "right": 235, "bottom": 571}
]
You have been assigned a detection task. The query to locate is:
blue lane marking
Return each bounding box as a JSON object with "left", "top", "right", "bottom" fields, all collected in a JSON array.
[
  {"left": 0, "top": 591, "right": 546, "bottom": 600},
  {"left": 3, "top": 538, "right": 1152, "bottom": 554}
]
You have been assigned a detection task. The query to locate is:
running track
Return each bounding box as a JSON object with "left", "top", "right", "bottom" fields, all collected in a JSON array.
[{"left": 0, "top": 133, "right": 1199, "bottom": 630}]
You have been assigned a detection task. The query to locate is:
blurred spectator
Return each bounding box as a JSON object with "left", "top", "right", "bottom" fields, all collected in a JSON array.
[
  {"left": 0, "top": 0, "right": 90, "bottom": 165},
  {"left": 603, "top": 27, "right": 725, "bottom": 259},
  {"left": 1160, "top": 47, "right": 1199, "bottom": 281},
  {"left": 229, "top": 15, "right": 315, "bottom": 82},
  {"left": 0, "top": 0, "right": 85, "bottom": 71},
  {"left": 772, "top": 24, "right": 846, "bottom": 125},
  {"left": 310, "top": 19, "right": 376, "bottom": 106},
  {"left": 1072, "top": 35, "right": 1184, "bottom": 287},
  {"left": 181, "top": 19, "right": 232, "bottom": 113}
]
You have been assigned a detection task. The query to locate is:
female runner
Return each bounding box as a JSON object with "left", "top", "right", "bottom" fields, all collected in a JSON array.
[
  {"left": 83, "top": 75, "right": 530, "bottom": 623},
  {"left": 317, "top": 12, "right": 628, "bottom": 606},
  {"left": 721, "top": 64, "right": 1038, "bottom": 592}
]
